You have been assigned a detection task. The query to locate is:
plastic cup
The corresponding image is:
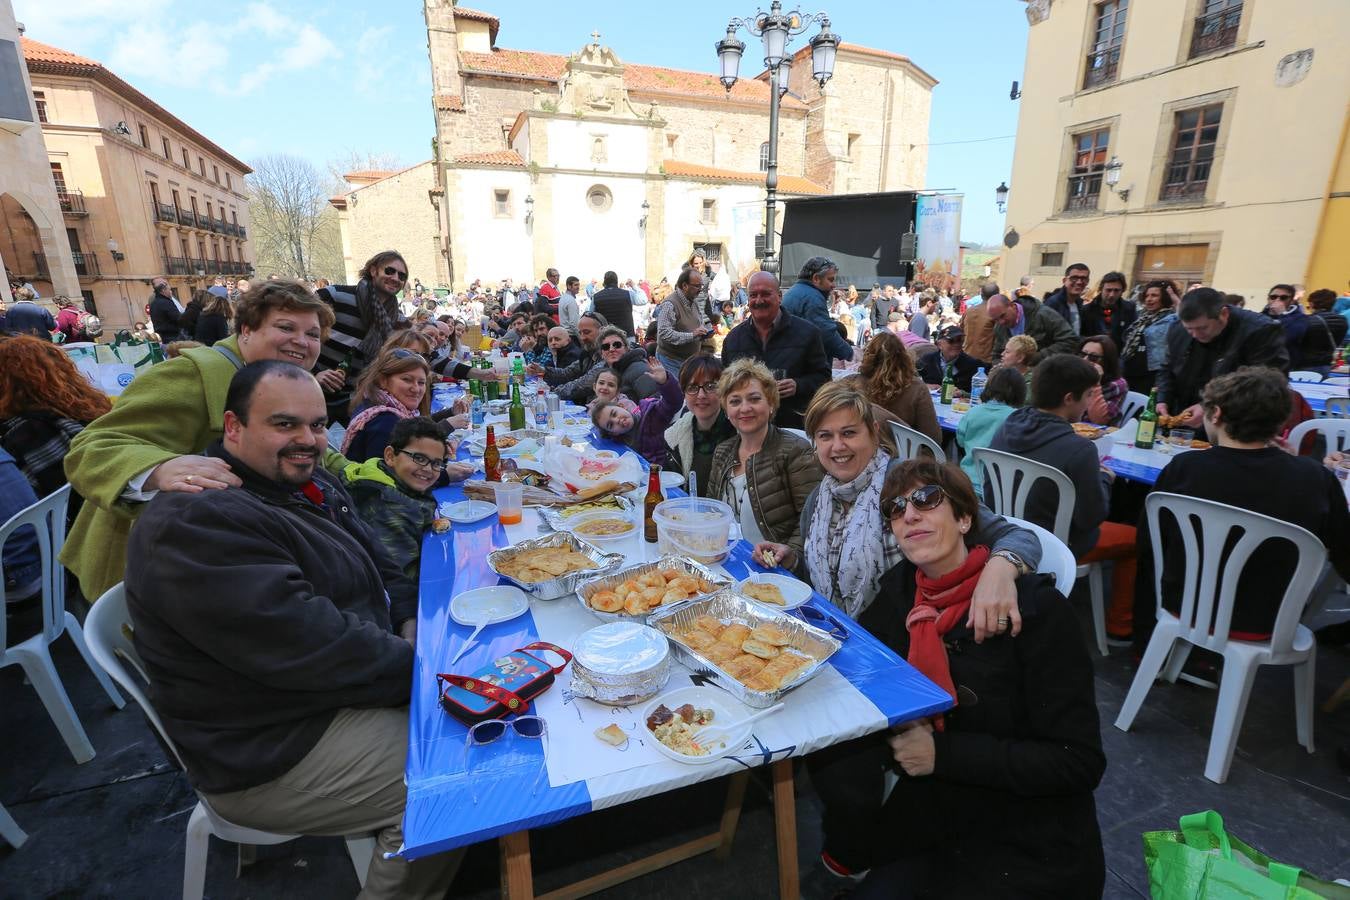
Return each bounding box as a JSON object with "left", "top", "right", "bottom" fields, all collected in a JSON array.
[
  {"left": 493, "top": 482, "right": 524, "bottom": 526},
  {"left": 1168, "top": 428, "right": 1195, "bottom": 450}
]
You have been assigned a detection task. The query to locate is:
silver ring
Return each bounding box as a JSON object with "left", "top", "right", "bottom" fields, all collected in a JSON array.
[{"left": 997, "top": 616, "right": 1009, "bottom": 626}]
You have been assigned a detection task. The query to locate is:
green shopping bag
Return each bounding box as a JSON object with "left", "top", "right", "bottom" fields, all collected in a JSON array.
[{"left": 1144, "top": 810, "right": 1350, "bottom": 899}]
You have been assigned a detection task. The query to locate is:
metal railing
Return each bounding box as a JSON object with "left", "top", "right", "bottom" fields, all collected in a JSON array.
[
  {"left": 57, "top": 190, "right": 87, "bottom": 215},
  {"left": 1064, "top": 173, "right": 1103, "bottom": 211},
  {"left": 1189, "top": 7, "right": 1241, "bottom": 57},
  {"left": 1160, "top": 179, "right": 1209, "bottom": 202},
  {"left": 162, "top": 255, "right": 190, "bottom": 276},
  {"left": 1082, "top": 46, "right": 1120, "bottom": 89},
  {"left": 71, "top": 251, "right": 101, "bottom": 278},
  {"left": 153, "top": 201, "right": 176, "bottom": 224},
  {"left": 176, "top": 208, "right": 195, "bottom": 228}
]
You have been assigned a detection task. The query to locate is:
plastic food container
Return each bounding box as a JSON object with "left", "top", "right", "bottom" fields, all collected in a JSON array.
[
  {"left": 575, "top": 555, "right": 732, "bottom": 623},
  {"left": 653, "top": 497, "right": 734, "bottom": 565},
  {"left": 486, "top": 531, "right": 625, "bottom": 600},
  {"left": 569, "top": 621, "right": 671, "bottom": 706}
]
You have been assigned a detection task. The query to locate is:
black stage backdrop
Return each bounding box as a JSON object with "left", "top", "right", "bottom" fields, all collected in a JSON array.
[{"left": 780, "top": 191, "right": 917, "bottom": 291}]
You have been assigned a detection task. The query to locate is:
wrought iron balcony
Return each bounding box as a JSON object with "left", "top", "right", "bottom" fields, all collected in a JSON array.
[
  {"left": 1189, "top": 8, "right": 1241, "bottom": 58},
  {"left": 1082, "top": 46, "right": 1120, "bottom": 89},
  {"left": 58, "top": 190, "right": 88, "bottom": 216},
  {"left": 153, "top": 202, "right": 177, "bottom": 225},
  {"left": 72, "top": 251, "right": 101, "bottom": 278},
  {"left": 162, "top": 255, "right": 190, "bottom": 276}
]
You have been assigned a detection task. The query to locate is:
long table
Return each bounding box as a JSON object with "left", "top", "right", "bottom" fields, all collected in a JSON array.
[{"left": 401, "top": 431, "right": 951, "bottom": 894}]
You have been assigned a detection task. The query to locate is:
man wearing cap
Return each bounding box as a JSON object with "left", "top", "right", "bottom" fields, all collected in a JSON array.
[{"left": 918, "top": 325, "right": 991, "bottom": 393}]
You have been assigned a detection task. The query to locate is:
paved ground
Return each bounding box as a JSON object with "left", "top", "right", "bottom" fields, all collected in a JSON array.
[{"left": 2, "top": 595, "right": 1347, "bottom": 899}]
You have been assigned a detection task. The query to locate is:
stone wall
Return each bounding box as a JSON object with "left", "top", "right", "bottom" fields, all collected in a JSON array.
[
  {"left": 339, "top": 161, "right": 439, "bottom": 287},
  {"left": 644, "top": 98, "right": 807, "bottom": 177}
]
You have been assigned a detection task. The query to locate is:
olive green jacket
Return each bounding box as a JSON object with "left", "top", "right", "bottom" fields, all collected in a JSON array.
[
  {"left": 707, "top": 425, "right": 823, "bottom": 558},
  {"left": 61, "top": 334, "right": 347, "bottom": 599}
]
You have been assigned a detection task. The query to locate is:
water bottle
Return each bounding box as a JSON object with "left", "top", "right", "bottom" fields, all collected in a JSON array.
[
  {"left": 533, "top": 387, "right": 549, "bottom": 428},
  {"left": 470, "top": 396, "right": 485, "bottom": 429},
  {"left": 970, "top": 367, "right": 987, "bottom": 405}
]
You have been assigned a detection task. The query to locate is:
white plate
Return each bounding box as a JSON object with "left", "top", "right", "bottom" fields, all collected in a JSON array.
[
  {"left": 449, "top": 585, "right": 530, "bottom": 628},
  {"left": 738, "top": 573, "right": 813, "bottom": 611},
  {"left": 641, "top": 686, "right": 754, "bottom": 765},
  {"left": 440, "top": 499, "right": 497, "bottom": 524},
  {"left": 659, "top": 470, "right": 685, "bottom": 491}
]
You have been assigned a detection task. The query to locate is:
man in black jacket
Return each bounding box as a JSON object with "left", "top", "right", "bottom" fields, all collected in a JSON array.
[
  {"left": 721, "top": 271, "right": 830, "bottom": 429},
  {"left": 147, "top": 278, "right": 184, "bottom": 341},
  {"left": 1079, "top": 270, "right": 1137, "bottom": 349},
  {"left": 1042, "top": 262, "right": 1090, "bottom": 334},
  {"left": 1155, "top": 288, "right": 1290, "bottom": 427},
  {"left": 917, "top": 325, "right": 991, "bottom": 393},
  {"left": 124, "top": 361, "right": 461, "bottom": 898},
  {"left": 591, "top": 270, "right": 636, "bottom": 337}
]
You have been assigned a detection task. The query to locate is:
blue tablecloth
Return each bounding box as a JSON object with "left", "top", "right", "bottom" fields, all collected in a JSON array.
[{"left": 400, "top": 466, "right": 952, "bottom": 860}]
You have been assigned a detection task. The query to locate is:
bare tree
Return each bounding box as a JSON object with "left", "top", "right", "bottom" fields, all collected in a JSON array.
[
  {"left": 326, "top": 150, "right": 406, "bottom": 197},
  {"left": 246, "top": 154, "right": 343, "bottom": 280}
]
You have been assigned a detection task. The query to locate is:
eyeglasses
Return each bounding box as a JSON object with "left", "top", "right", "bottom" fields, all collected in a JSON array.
[
  {"left": 795, "top": 604, "right": 849, "bottom": 641},
  {"left": 601, "top": 341, "right": 626, "bottom": 351},
  {"left": 1079, "top": 351, "right": 1104, "bottom": 363},
  {"left": 684, "top": 383, "right": 719, "bottom": 396},
  {"left": 383, "top": 266, "right": 408, "bottom": 282},
  {"left": 880, "top": 484, "right": 945, "bottom": 520},
  {"left": 389, "top": 348, "right": 419, "bottom": 360},
  {"left": 465, "top": 715, "right": 549, "bottom": 803},
  {"left": 397, "top": 449, "right": 449, "bottom": 471}
]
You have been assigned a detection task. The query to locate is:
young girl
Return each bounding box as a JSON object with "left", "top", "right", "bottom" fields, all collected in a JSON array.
[
  {"left": 590, "top": 356, "right": 684, "bottom": 466},
  {"left": 588, "top": 368, "right": 639, "bottom": 416}
]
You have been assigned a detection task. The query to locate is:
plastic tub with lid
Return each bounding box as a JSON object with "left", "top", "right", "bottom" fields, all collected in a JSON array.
[{"left": 652, "top": 497, "right": 734, "bottom": 565}]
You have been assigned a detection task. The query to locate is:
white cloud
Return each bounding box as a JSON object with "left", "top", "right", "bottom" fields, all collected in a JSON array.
[{"left": 230, "top": 24, "right": 338, "bottom": 95}]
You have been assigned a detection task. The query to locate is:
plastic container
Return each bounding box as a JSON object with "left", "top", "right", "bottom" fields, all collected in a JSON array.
[
  {"left": 652, "top": 497, "right": 734, "bottom": 565},
  {"left": 565, "top": 509, "right": 639, "bottom": 549},
  {"left": 569, "top": 621, "right": 671, "bottom": 706},
  {"left": 970, "top": 367, "right": 987, "bottom": 405},
  {"left": 493, "top": 482, "right": 523, "bottom": 525}
]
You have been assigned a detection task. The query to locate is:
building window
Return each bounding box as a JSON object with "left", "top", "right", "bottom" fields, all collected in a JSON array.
[
  {"left": 1064, "top": 128, "right": 1110, "bottom": 211},
  {"left": 138, "top": 123, "right": 149, "bottom": 148},
  {"left": 198, "top": 156, "right": 206, "bottom": 176},
  {"left": 33, "top": 91, "right": 47, "bottom": 123},
  {"left": 179, "top": 237, "right": 190, "bottom": 258},
  {"left": 700, "top": 198, "right": 717, "bottom": 225},
  {"left": 182, "top": 147, "right": 190, "bottom": 169},
  {"left": 190, "top": 196, "right": 200, "bottom": 218},
  {"left": 159, "top": 235, "right": 170, "bottom": 259},
  {"left": 1189, "top": 0, "right": 1242, "bottom": 58},
  {"left": 205, "top": 201, "right": 213, "bottom": 222},
  {"left": 231, "top": 211, "right": 239, "bottom": 225},
  {"left": 162, "top": 137, "right": 172, "bottom": 159},
  {"left": 172, "top": 189, "right": 182, "bottom": 212},
  {"left": 586, "top": 184, "right": 613, "bottom": 213},
  {"left": 666, "top": 134, "right": 678, "bottom": 155},
  {"left": 1161, "top": 104, "right": 1222, "bottom": 201},
  {"left": 213, "top": 164, "right": 220, "bottom": 183},
  {"left": 1041, "top": 250, "right": 1064, "bottom": 269},
  {"left": 50, "top": 162, "right": 67, "bottom": 194},
  {"left": 1083, "top": 0, "right": 1128, "bottom": 89},
  {"left": 149, "top": 181, "right": 161, "bottom": 206},
  {"left": 225, "top": 172, "right": 232, "bottom": 190},
  {"left": 758, "top": 142, "right": 770, "bottom": 172},
  {"left": 493, "top": 189, "right": 510, "bottom": 217},
  {"left": 1031, "top": 242, "right": 1069, "bottom": 273}
]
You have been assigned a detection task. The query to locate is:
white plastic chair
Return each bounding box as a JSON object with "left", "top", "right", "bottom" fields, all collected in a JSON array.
[
  {"left": 782, "top": 427, "right": 810, "bottom": 443},
  {"left": 0, "top": 485, "right": 124, "bottom": 763},
  {"left": 1325, "top": 397, "right": 1348, "bottom": 419},
  {"left": 83, "top": 584, "right": 375, "bottom": 898},
  {"left": 1287, "top": 418, "right": 1350, "bottom": 456},
  {"left": 888, "top": 420, "right": 944, "bottom": 462},
  {"left": 1001, "top": 515, "right": 1076, "bottom": 596},
  {"left": 1114, "top": 493, "right": 1323, "bottom": 783},
  {"left": 971, "top": 448, "right": 1109, "bottom": 656},
  {"left": 0, "top": 800, "right": 25, "bottom": 848},
  {"left": 1118, "top": 391, "right": 1147, "bottom": 424},
  {"left": 1288, "top": 370, "right": 1325, "bottom": 383}
]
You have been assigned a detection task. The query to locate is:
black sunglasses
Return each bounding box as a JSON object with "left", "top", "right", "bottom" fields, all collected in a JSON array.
[
  {"left": 1268, "top": 293, "right": 1292, "bottom": 302},
  {"left": 1080, "top": 350, "right": 1104, "bottom": 363},
  {"left": 601, "top": 341, "right": 626, "bottom": 351},
  {"left": 383, "top": 266, "right": 408, "bottom": 282},
  {"left": 881, "top": 484, "right": 945, "bottom": 520},
  {"left": 795, "top": 604, "right": 849, "bottom": 641},
  {"left": 397, "top": 449, "right": 449, "bottom": 471}
]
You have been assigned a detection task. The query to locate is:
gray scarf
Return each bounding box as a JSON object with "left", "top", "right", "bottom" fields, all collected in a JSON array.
[
  {"left": 355, "top": 277, "right": 398, "bottom": 362},
  {"left": 805, "top": 449, "right": 891, "bottom": 618}
]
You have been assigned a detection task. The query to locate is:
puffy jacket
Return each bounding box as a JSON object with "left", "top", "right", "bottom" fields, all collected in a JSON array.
[
  {"left": 707, "top": 425, "right": 823, "bottom": 557},
  {"left": 721, "top": 311, "right": 832, "bottom": 429},
  {"left": 782, "top": 278, "right": 855, "bottom": 362},
  {"left": 341, "top": 458, "right": 437, "bottom": 592},
  {"left": 1155, "top": 306, "right": 1289, "bottom": 410},
  {"left": 610, "top": 348, "right": 660, "bottom": 402},
  {"left": 599, "top": 374, "right": 683, "bottom": 466},
  {"left": 1042, "top": 286, "right": 1084, "bottom": 335},
  {"left": 1270, "top": 304, "right": 1336, "bottom": 370}
]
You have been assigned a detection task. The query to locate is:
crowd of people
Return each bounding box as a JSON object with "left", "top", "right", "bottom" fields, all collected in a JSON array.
[{"left": 2, "top": 246, "right": 1348, "bottom": 899}]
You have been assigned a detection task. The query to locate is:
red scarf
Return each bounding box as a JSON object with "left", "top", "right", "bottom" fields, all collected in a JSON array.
[{"left": 905, "top": 545, "right": 991, "bottom": 726}]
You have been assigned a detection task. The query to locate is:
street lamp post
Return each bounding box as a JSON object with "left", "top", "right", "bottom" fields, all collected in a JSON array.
[{"left": 717, "top": 1, "right": 838, "bottom": 275}]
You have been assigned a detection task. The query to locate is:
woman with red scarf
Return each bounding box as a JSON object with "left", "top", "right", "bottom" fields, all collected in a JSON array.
[{"left": 813, "top": 460, "right": 1105, "bottom": 898}]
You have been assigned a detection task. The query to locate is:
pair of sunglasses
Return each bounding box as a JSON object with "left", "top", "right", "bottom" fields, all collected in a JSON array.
[
  {"left": 601, "top": 340, "right": 626, "bottom": 351},
  {"left": 795, "top": 604, "right": 849, "bottom": 641},
  {"left": 880, "top": 484, "right": 945, "bottom": 521},
  {"left": 1079, "top": 350, "right": 1104, "bottom": 363},
  {"left": 465, "top": 715, "right": 548, "bottom": 804},
  {"left": 383, "top": 265, "right": 408, "bottom": 282}
]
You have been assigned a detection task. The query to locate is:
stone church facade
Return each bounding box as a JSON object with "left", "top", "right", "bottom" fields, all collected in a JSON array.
[{"left": 334, "top": 2, "right": 936, "bottom": 289}]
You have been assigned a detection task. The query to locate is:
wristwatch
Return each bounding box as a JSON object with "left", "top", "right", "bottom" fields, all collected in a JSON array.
[{"left": 990, "top": 549, "right": 1030, "bottom": 577}]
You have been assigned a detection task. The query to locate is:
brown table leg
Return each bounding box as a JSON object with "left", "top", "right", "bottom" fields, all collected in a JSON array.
[
  {"left": 715, "top": 770, "right": 749, "bottom": 860},
  {"left": 773, "top": 758, "right": 800, "bottom": 900},
  {"left": 500, "top": 830, "right": 534, "bottom": 899}
]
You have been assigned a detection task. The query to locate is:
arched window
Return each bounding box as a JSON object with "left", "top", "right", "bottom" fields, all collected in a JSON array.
[{"left": 758, "top": 142, "right": 770, "bottom": 171}]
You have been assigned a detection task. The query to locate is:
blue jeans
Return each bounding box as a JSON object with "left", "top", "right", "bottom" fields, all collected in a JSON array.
[{"left": 656, "top": 352, "right": 686, "bottom": 382}]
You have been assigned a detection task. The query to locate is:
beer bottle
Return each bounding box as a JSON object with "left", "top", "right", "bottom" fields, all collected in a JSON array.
[
  {"left": 484, "top": 425, "right": 501, "bottom": 481},
  {"left": 508, "top": 382, "right": 527, "bottom": 431},
  {"left": 643, "top": 465, "right": 663, "bottom": 543},
  {"left": 1135, "top": 388, "right": 1159, "bottom": 449},
  {"left": 939, "top": 364, "right": 956, "bottom": 405}
]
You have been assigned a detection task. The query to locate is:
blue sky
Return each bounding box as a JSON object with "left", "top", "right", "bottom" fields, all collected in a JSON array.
[{"left": 17, "top": 0, "right": 1028, "bottom": 244}]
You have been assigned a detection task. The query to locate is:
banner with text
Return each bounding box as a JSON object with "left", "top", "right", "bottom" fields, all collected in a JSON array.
[{"left": 915, "top": 193, "right": 963, "bottom": 292}]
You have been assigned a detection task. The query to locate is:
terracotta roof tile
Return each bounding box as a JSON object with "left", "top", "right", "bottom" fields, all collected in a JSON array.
[
  {"left": 344, "top": 169, "right": 400, "bottom": 181},
  {"left": 453, "top": 150, "right": 526, "bottom": 167},
  {"left": 459, "top": 47, "right": 805, "bottom": 108},
  {"left": 453, "top": 6, "right": 500, "bottom": 43},
  {"left": 662, "top": 159, "right": 826, "bottom": 195},
  {"left": 434, "top": 94, "right": 465, "bottom": 111},
  {"left": 20, "top": 37, "right": 252, "bottom": 174}
]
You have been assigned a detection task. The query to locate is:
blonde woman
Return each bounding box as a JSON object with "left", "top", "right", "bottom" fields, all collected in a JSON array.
[{"left": 1000, "top": 333, "right": 1038, "bottom": 387}]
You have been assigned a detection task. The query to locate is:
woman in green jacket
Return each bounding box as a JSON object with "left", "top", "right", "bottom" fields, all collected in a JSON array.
[{"left": 62, "top": 280, "right": 344, "bottom": 600}]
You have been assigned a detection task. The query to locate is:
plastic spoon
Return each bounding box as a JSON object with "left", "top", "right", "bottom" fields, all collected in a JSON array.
[
  {"left": 692, "top": 702, "right": 786, "bottom": 739},
  {"left": 449, "top": 617, "right": 489, "bottom": 665}
]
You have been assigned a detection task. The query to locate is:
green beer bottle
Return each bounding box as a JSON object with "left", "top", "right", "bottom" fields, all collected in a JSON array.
[
  {"left": 508, "top": 381, "right": 527, "bottom": 431},
  {"left": 939, "top": 364, "right": 956, "bottom": 405},
  {"left": 1135, "top": 387, "right": 1159, "bottom": 449}
]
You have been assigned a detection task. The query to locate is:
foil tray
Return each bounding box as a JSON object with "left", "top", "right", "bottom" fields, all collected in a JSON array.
[
  {"left": 486, "top": 531, "right": 625, "bottom": 600},
  {"left": 569, "top": 622, "right": 671, "bottom": 706},
  {"left": 537, "top": 494, "right": 634, "bottom": 530},
  {"left": 574, "top": 556, "right": 733, "bottom": 623},
  {"left": 646, "top": 589, "right": 842, "bottom": 708}
]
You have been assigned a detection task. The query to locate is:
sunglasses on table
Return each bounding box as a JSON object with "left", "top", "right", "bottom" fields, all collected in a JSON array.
[
  {"left": 880, "top": 484, "right": 946, "bottom": 520},
  {"left": 397, "top": 449, "right": 449, "bottom": 471},
  {"left": 795, "top": 604, "right": 849, "bottom": 641},
  {"left": 465, "top": 715, "right": 549, "bottom": 803},
  {"left": 383, "top": 266, "right": 408, "bottom": 282}
]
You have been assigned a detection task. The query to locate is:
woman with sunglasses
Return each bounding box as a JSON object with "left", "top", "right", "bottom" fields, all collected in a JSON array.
[
  {"left": 343, "top": 416, "right": 472, "bottom": 598},
  {"left": 342, "top": 348, "right": 433, "bottom": 462},
  {"left": 1078, "top": 334, "right": 1130, "bottom": 426},
  {"left": 809, "top": 459, "right": 1105, "bottom": 895},
  {"left": 596, "top": 326, "right": 660, "bottom": 402},
  {"left": 753, "top": 382, "right": 1039, "bottom": 630},
  {"left": 664, "top": 356, "right": 734, "bottom": 497},
  {"left": 314, "top": 251, "right": 411, "bottom": 418}
]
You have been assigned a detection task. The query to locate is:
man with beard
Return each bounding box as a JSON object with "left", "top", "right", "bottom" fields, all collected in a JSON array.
[
  {"left": 315, "top": 251, "right": 409, "bottom": 422},
  {"left": 721, "top": 271, "right": 831, "bottom": 429},
  {"left": 528, "top": 310, "right": 610, "bottom": 402},
  {"left": 1079, "top": 271, "right": 1136, "bottom": 350},
  {"left": 123, "top": 360, "right": 462, "bottom": 898}
]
